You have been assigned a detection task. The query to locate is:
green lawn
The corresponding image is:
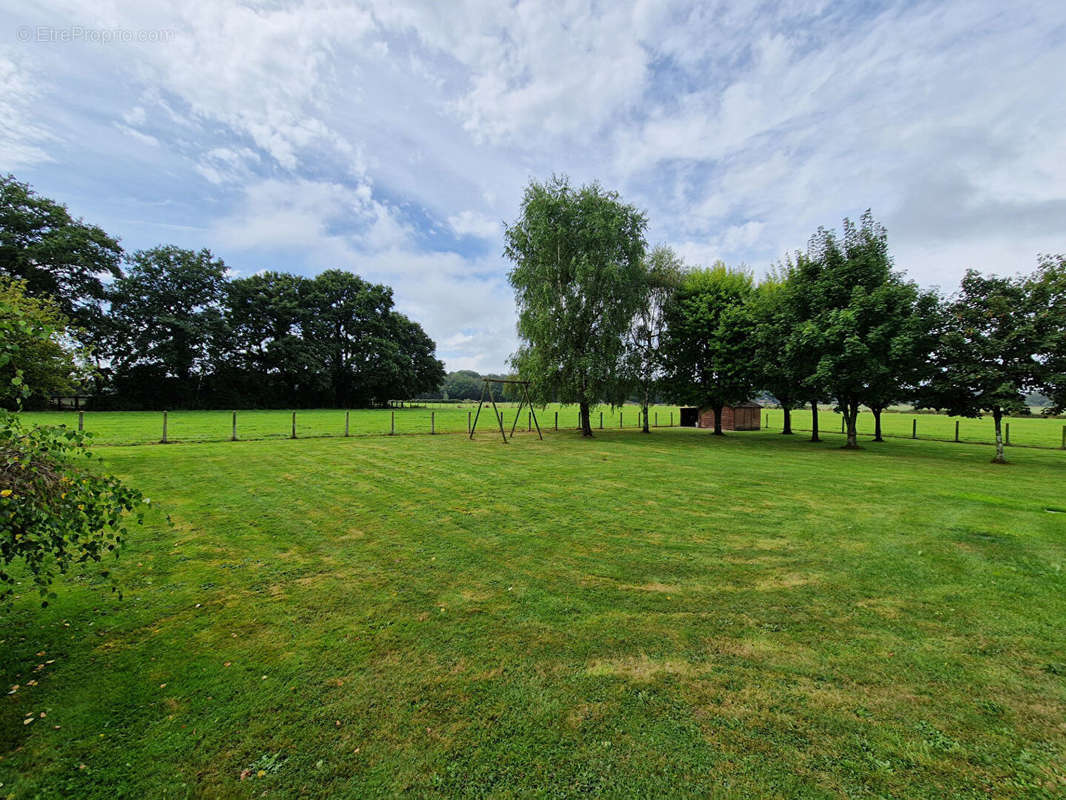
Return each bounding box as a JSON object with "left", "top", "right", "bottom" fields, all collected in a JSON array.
[
  {"left": 20, "top": 405, "right": 1066, "bottom": 451},
  {"left": 2, "top": 429, "right": 1065, "bottom": 798},
  {"left": 764, "top": 408, "right": 1066, "bottom": 450},
  {"left": 17, "top": 404, "right": 684, "bottom": 445}
]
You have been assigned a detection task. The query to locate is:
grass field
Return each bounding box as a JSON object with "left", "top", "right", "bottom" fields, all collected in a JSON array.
[
  {"left": 17, "top": 404, "right": 684, "bottom": 446},
  {"left": 764, "top": 408, "right": 1066, "bottom": 451},
  {"left": 2, "top": 427, "right": 1064, "bottom": 798},
  {"left": 18, "top": 405, "right": 1066, "bottom": 451}
]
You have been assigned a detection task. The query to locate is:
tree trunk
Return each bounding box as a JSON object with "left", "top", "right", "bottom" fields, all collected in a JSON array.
[
  {"left": 991, "top": 408, "right": 1007, "bottom": 464},
  {"left": 641, "top": 386, "right": 650, "bottom": 433},
  {"left": 872, "top": 407, "right": 883, "bottom": 442},
  {"left": 712, "top": 405, "right": 724, "bottom": 435},
  {"left": 782, "top": 406, "right": 793, "bottom": 435},
  {"left": 810, "top": 400, "right": 820, "bottom": 442},
  {"left": 843, "top": 400, "right": 860, "bottom": 449},
  {"left": 579, "top": 401, "right": 593, "bottom": 437}
]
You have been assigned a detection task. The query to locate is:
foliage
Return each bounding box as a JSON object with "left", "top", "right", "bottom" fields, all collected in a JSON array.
[
  {"left": 629, "top": 245, "right": 683, "bottom": 432},
  {"left": 0, "top": 174, "right": 122, "bottom": 345},
  {"left": 442, "top": 370, "right": 485, "bottom": 401},
  {"left": 224, "top": 270, "right": 319, "bottom": 402},
  {"left": 0, "top": 278, "right": 91, "bottom": 407},
  {"left": 300, "top": 270, "right": 444, "bottom": 406},
  {"left": 0, "top": 411, "right": 146, "bottom": 605},
  {"left": 505, "top": 176, "right": 649, "bottom": 435},
  {"left": 856, "top": 283, "right": 942, "bottom": 441},
  {"left": 925, "top": 269, "right": 1040, "bottom": 463},
  {"left": 1030, "top": 253, "right": 1066, "bottom": 415},
  {"left": 106, "top": 245, "right": 229, "bottom": 407},
  {"left": 104, "top": 253, "right": 444, "bottom": 408},
  {"left": 749, "top": 269, "right": 803, "bottom": 433},
  {"left": 793, "top": 212, "right": 934, "bottom": 448},
  {"left": 660, "top": 263, "right": 757, "bottom": 434}
]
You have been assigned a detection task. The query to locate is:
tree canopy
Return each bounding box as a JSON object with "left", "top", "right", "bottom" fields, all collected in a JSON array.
[
  {"left": 660, "top": 263, "right": 757, "bottom": 435},
  {"left": 926, "top": 269, "right": 1039, "bottom": 463},
  {"left": 0, "top": 174, "right": 122, "bottom": 344},
  {"left": 0, "top": 278, "right": 88, "bottom": 407},
  {"left": 505, "top": 176, "right": 648, "bottom": 436}
]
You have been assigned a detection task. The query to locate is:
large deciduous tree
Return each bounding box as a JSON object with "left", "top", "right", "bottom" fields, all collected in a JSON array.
[
  {"left": 223, "top": 271, "right": 321, "bottom": 405},
  {"left": 750, "top": 269, "right": 803, "bottom": 435},
  {"left": 799, "top": 212, "right": 932, "bottom": 449},
  {"left": 630, "top": 245, "right": 683, "bottom": 433},
  {"left": 782, "top": 252, "right": 833, "bottom": 442},
  {"left": 505, "top": 176, "right": 648, "bottom": 437},
  {"left": 1030, "top": 254, "right": 1066, "bottom": 415},
  {"left": 107, "top": 246, "right": 228, "bottom": 408},
  {"left": 926, "top": 270, "right": 1038, "bottom": 464},
  {"left": 660, "top": 264, "right": 757, "bottom": 435},
  {"left": 300, "top": 271, "right": 444, "bottom": 406},
  {"left": 858, "top": 284, "right": 942, "bottom": 442},
  {"left": 0, "top": 175, "right": 122, "bottom": 345}
]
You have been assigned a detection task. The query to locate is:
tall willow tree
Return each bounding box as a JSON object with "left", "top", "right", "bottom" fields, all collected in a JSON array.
[
  {"left": 630, "top": 245, "right": 683, "bottom": 433},
  {"left": 505, "top": 176, "right": 648, "bottom": 436}
]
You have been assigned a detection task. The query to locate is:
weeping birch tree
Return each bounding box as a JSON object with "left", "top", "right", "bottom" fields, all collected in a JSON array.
[
  {"left": 629, "top": 246, "right": 683, "bottom": 433},
  {"left": 505, "top": 177, "right": 648, "bottom": 437}
]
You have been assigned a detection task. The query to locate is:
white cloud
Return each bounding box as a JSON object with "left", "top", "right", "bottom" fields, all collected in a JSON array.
[
  {"left": 0, "top": 54, "right": 53, "bottom": 169},
  {"left": 448, "top": 210, "right": 499, "bottom": 239},
  {"left": 6, "top": 0, "right": 1066, "bottom": 372}
]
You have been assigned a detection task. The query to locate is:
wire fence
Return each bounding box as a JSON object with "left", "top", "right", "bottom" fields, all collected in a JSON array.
[
  {"left": 16, "top": 406, "right": 1066, "bottom": 452},
  {"left": 16, "top": 406, "right": 685, "bottom": 446},
  {"left": 762, "top": 409, "right": 1066, "bottom": 452}
]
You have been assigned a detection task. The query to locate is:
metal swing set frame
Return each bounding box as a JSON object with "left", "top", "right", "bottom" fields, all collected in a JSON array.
[{"left": 468, "top": 378, "right": 542, "bottom": 443}]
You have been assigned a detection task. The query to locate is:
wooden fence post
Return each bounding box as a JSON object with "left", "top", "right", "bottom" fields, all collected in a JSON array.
[
  {"left": 345, "top": 410, "right": 350, "bottom": 437},
  {"left": 955, "top": 420, "right": 960, "bottom": 442},
  {"left": 655, "top": 412, "right": 658, "bottom": 428},
  {"left": 619, "top": 411, "right": 623, "bottom": 428},
  {"left": 468, "top": 411, "right": 472, "bottom": 434},
  {"left": 554, "top": 411, "right": 558, "bottom": 431},
  {"left": 291, "top": 411, "right": 297, "bottom": 439},
  {"left": 390, "top": 411, "right": 395, "bottom": 436},
  {"left": 232, "top": 410, "right": 238, "bottom": 441},
  {"left": 161, "top": 410, "right": 168, "bottom": 444},
  {"left": 431, "top": 411, "right": 435, "bottom": 434},
  {"left": 1005, "top": 422, "right": 1010, "bottom": 446},
  {"left": 78, "top": 411, "right": 84, "bottom": 433},
  {"left": 670, "top": 411, "right": 673, "bottom": 427},
  {"left": 912, "top": 418, "right": 917, "bottom": 439},
  {"left": 599, "top": 412, "right": 603, "bottom": 430}
]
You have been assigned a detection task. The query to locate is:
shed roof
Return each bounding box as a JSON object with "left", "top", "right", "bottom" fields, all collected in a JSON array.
[{"left": 698, "top": 401, "right": 762, "bottom": 410}]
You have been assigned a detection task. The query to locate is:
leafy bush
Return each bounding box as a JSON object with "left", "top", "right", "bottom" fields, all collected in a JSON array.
[{"left": 0, "top": 411, "right": 147, "bottom": 605}]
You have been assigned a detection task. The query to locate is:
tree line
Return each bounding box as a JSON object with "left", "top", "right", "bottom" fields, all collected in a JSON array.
[
  {"left": 505, "top": 176, "right": 1065, "bottom": 463},
  {"left": 0, "top": 175, "right": 445, "bottom": 409}
]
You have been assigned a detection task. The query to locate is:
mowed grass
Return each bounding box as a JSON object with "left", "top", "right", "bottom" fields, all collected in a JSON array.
[
  {"left": 2, "top": 429, "right": 1065, "bottom": 798},
  {"left": 765, "top": 408, "right": 1066, "bottom": 450},
  {"left": 17, "top": 404, "right": 683, "bottom": 445}
]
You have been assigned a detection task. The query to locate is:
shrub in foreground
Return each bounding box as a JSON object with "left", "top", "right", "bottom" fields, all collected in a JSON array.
[{"left": 0, "top": 411, "right": 147, "bottom": 606}]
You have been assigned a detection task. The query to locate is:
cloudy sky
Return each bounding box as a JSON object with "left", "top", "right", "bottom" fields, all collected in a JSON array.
[{"left": 3, "top": 1, "right": 1065, "bottom": 372}]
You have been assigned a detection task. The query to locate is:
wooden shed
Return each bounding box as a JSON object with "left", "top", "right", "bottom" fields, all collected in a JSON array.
[{"left": 698, "top": 401, "right": 762, "bottom": 431}]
